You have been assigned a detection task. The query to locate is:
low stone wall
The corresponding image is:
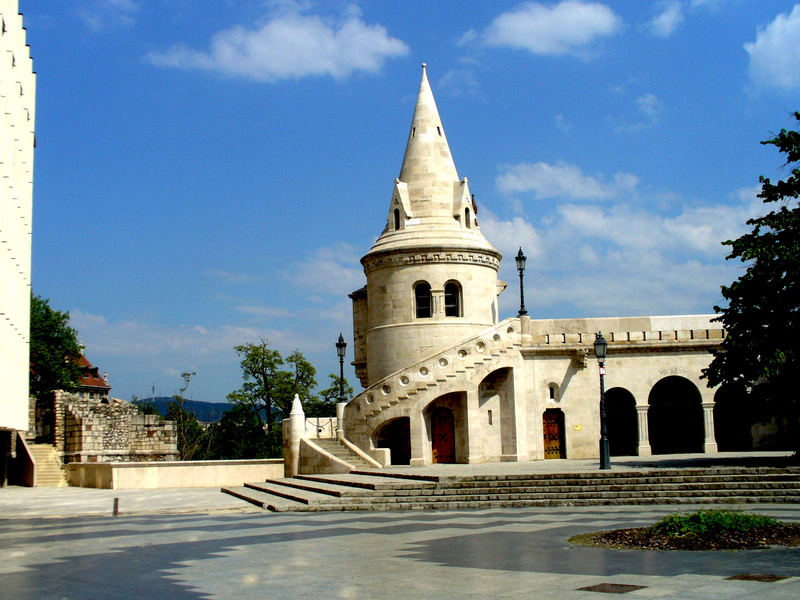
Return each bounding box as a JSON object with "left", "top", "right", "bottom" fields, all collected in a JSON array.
[
  {"left": 59, "top": 393, "right": 177, "bottom": 463},
  {"left": 66, "top": 459, "right": 284, "bottom": 489}
]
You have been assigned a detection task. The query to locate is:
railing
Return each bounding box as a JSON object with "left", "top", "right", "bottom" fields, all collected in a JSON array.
[{"left": 304, "top": 417, "right": 337, "bottom": 440}]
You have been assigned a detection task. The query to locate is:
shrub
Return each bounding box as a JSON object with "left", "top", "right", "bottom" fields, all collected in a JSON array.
[{"left": 653, "top": 509, "right": 778, "bottom": 537}]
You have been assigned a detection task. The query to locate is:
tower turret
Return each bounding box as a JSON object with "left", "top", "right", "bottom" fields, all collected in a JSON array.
[{"left": 350, "top": 64, "right": 504, "bottom": 387}]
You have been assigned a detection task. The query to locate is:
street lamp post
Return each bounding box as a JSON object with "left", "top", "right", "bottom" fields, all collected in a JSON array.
[
  {"left": 335, "top": 333, "right": 347, "bottom": 441},
  {"left": 336, "top": 333, "right": 347, "bottom": 404},
  {"left": 594, "top": 332, "right": 610, "bottom": 470},
  {"left": 515, "top": 247, "right": 527, "bottom": 316}
]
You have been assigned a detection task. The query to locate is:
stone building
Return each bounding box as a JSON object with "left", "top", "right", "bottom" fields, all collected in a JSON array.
[
  {"left": 338, "top": 65, "right": 763, "bottom": 467},
  {"left": 0, "top": 0, "right": 35, "bottom": 484}
]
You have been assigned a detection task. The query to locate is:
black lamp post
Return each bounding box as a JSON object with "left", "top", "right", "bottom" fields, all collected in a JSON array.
[
  {"left": 594, "top": 332, "right": 610, "bottom": 470},
  {"left": 336, "top": 333, "right": 347, "bottom": 404},
  {"left": 515, "top": 247, "right": 527, "bottom": 316}
]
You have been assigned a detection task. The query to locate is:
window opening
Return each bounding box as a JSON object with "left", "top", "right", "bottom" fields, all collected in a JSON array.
[
  {"left": 411, "top": 127, "right": 415, "bottom": 138},
  {"left": 465, "top": 207, "right": 471, "bottom": 228},
  {"left": 393, "top": 208, "right": 401, "bottom": 230},
  {"left": 549, "top": 385, "right": 556, "bottom": 400},
  {"left": 444, "top": 281, "right": 461, "bottom": 317},
  {"left": 437, "top": 126, "right": 441, "bottom": 136},
  {"left": 415, "top": 282, "right": 432, "bottom": 319}
]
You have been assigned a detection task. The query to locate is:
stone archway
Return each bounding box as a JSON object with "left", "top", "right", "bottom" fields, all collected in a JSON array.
[
  {"left": 647, "top": 376, "right": 704, "bottom": 454},
  {"left": 606, "top": 387, "right": 638, "bottom": 456},
  {"left": 373, "top": 417, "right": 411, "bottom": 465},
  {"left": 713, "top": 386, "right": 752, "bottom": 451}
]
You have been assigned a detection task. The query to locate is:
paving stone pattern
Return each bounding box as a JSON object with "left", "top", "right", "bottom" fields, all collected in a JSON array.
[{"left": 1, "top": 504, "right": 799, "bottom": 599}]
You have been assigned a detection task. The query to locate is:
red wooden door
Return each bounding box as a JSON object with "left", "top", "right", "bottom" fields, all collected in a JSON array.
[{"left": 431, "top": 408, "right": 455, "bottom": 463}]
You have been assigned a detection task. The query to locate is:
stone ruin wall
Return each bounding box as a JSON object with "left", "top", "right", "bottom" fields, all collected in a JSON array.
[{"left": 57, "top": 392, "right": 178, "bottom": 464}]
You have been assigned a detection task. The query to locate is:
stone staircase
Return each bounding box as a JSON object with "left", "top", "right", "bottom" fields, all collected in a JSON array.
[
  {"left": 347, "top": 319, "right": 521, "bottom": 436},
  {"left": 27, "top": 442, "right": 67, "bottom": 487},
  {"left": 222, "top": 466, "right": 800, "bottom": 512},
  {"left": 310, "top": 438, "right": 375, "bottom": 470}
]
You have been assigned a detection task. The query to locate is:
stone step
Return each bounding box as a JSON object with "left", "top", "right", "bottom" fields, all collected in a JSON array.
[
  {"left": 267, "top": 495, "right": 800, "bottom": 512},
  {"left": 225, "top": 467, "right": 800, "bottom": 513}
]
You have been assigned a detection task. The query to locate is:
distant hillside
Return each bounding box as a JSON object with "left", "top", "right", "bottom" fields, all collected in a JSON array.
[{"left": 135, "top": 397, "right": 233, "bottom": 423}]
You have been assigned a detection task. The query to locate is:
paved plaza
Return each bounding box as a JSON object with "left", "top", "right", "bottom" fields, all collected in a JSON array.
[{"left": 1, "top": 496, "right": 799, "bottom": 599}]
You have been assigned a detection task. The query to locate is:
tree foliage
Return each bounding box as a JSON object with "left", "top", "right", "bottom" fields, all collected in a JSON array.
[
  {"left": 704, "top": 112, "right": 800, "bottom": 450},
  {"left": 166, "top": 371, "right": 214, "bottom": 460},
  {"left": 304, "top": 374, "right": 354, "bottom": 418},
  {"left": 227, "top": 340, "right": 317, "bottom": 430},
  {"left": 29, "top": 294, "right": 83, "bottom": 399}
]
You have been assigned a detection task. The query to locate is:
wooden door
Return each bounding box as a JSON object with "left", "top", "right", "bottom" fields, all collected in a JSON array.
[
  {"left": 543, "top": 410, "right": 565, "bottom": 459},
  {"left": 431, "top": 408, "right": 456, "bottom": 463}
]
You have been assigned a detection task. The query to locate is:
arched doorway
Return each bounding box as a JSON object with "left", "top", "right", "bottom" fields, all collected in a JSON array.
[
  {"left": 431, "top": 407, "right": 456, "bottom": 463},
  {"left": 713, "top": 386, "right": 752, "bottom": 451},
  {"left": 606, "top": 387, "right": 638, "bottom": 456},
  {"left": 648, "top": 376, "right": 704, "bottom": 454},
  {"left": 542, "top": 409, "right": 565, "bottom": 459},
  {"left": 374, "top": 417, "right": 411, "bottom": 465}
]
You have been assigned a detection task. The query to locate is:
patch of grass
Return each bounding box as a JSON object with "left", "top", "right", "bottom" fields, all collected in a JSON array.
[{"left": 652, "top": 509, "right": 779, "bottom": 538}]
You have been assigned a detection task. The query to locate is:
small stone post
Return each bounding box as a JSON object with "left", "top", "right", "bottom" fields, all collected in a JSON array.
[
  {"left": 336, "top": 401, "right": 346, "bottom": 441},
  {"left": 286, "top": 394, "right": 305, "bottom": 477}
]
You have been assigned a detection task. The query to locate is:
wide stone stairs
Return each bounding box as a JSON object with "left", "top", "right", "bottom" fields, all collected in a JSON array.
[
  {"left": 310, "top": 438, "right": 375, "bottom": 470},
  {"left": 222, "top": 466, "right": 800, "bottom": 512},
  {"left": 27, "top": 442, "right": 67, "bottom": 487}
]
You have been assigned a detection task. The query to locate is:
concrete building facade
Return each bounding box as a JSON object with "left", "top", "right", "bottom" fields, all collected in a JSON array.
[
  {"left": 0, "top": 0, "right": 35, "bottom": 481},
  {"left": 341, "top": 65, "right": 743, "bottom": 467}
]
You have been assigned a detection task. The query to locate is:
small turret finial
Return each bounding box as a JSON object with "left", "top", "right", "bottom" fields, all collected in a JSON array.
[{"left": 421, "top": 62, "right": 427, "bottom": 70}]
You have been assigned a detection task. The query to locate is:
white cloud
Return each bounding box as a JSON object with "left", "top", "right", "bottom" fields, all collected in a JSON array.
[
  {"left": 439, "top": 68, "right": 480, "bottom": 98},
  {"left": 636, "top": 93, "right": 661, "bottom": 117},
  {"left": 477, "top": 1, "right": 621, "bottom": 57},
  {"left": 745, "top": 5, "right": 800, "bottom": 91},
  {"left": 554, "top": 113, "right": 572, "bottom": 132},
  {"left": 146, "top": 7, "right": 408, "bottom": 82},
  {"left": 234, "top": 305, "right": 293, "bottom": 318},
  {"left": 77, "top": 0, "right": 138, "bottom": 32},
  {"left": 496, "top": 161, "right": 639, "bottom": 200},
  {"left": 283, "top": 242, "right": 365, "bottom": 296},
  {"left": 487, "top": 184, "right": 763, "bottom": 318},
  {"left": 650, "top": 1, "right": 684, "bottom": 37},
  {"left": 479, "top": 208, "right": 544, "bottom": 259}
]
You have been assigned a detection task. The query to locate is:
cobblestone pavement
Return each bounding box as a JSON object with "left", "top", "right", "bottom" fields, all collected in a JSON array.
[{"left": 1, "top": 503, "right": 799, "bottom": 599}]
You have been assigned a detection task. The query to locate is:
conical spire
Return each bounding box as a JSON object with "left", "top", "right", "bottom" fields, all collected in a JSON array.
[
  {"left": 363, "top": 63, "right": 501, "bottom": 259},
  {"left": 398, "top": 63, "right": 459, "bottom": 213}
]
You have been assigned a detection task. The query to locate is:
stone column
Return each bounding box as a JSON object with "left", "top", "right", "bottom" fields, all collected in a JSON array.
[
  {"left": 285, "top": 394, "right": 305, "bottom": 477},
  {"left": 431, "top": 289, "right": 444, "bottom": 319},
  {"left": 409, "top": 408, "right": 427, "bottom": 466},
  {"left": 519, "top": 315, "right": 531, "bottom": 346},
  {"left": 336, "top": 402, "right": 346, "bottom": 441},
  {"left": 636, "top": 405, "right": 652, "bottom": 456},
  {"left": 702, "top": 401, "right": 718, "bottom": 454},
  {"left": 465, "top": 389, "right": 482, "bottom": 462}
]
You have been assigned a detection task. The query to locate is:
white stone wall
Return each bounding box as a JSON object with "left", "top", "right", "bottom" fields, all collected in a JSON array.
[
  {"left": 364, "top": 252, "right": 501, "bottom": 385},
  {"left": 0, "top": 1, "right": 34, "bottom": 432}
]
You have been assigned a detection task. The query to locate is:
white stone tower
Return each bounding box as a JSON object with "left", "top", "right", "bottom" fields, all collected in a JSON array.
[{"left": 350, "top": 64, "right": 504, "bottom": 388}]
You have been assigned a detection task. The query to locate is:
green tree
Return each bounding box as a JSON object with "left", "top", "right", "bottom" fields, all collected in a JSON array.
[
  {"left": 703, "top": 112, "right": 800, "bottom": 453},
  {"left": 227, "top": 340, "right": 317, "bottom": 457},
  {"left": 29, "top": 294, "right": 83, "bottom": 398},
  {"left": 166, "top": 371, "right": 212, "bottom": 460},
  {"left": 228, "top": 341, "right": 317, "bottom": 428},
  {"left": 207, "top": 404, "right": 269, "bottom": 459},
  {"left": 304, "top": 374, "right": 353, "bottom": 418}
]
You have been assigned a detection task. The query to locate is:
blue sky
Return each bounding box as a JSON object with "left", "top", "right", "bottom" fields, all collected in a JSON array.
[{"left": 20, "top": 0, "right": 800, "bottom": 403}]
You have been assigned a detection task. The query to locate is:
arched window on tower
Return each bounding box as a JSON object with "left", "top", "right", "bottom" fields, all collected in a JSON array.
[
  {"left": 414, "top": 282, "right": 432, "bottom": 319},
  {"left": 444, "top": 281, "right": 462, "bottom": 317},
  {"left": 393, "top": 208, "right": 401, "bottom": 230},
  {"left": 465, "top": 207, "right": 471, "bottom": 229}
]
